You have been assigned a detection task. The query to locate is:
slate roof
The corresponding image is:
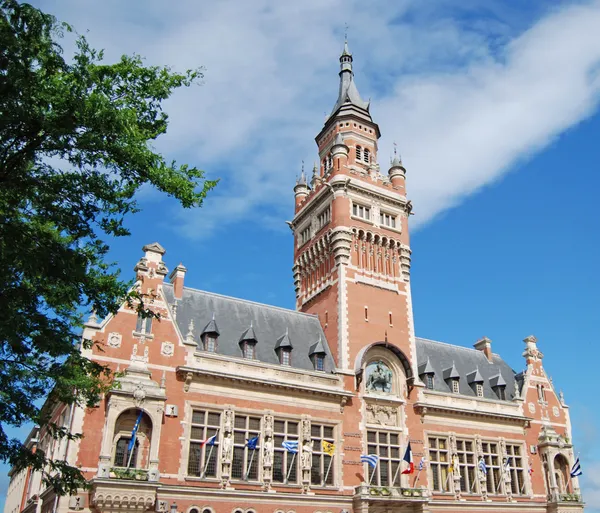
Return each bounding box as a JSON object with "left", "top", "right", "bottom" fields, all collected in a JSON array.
[
  {"left": 162, "top": 284, "right": 334, "bottom": 372},
  {"left": 416, "top": 337, "right": 518, "bottom": 401}
]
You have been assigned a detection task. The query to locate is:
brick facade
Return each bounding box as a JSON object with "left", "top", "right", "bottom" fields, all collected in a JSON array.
[{"left": 4, "top": 44, "right": 584, "bottom": 513}]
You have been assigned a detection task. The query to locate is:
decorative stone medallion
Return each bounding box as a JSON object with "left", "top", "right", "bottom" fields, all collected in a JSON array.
[
  {"left": 161, "top": 341, "right": 175, "bottom": 357},
  {"left": 107, "top": 332, "right": 122, "bottom": 348},
  {"left": 552, "top": 406, "right": 559, "bottom": 417},
  {"left": 528, "top": 402, "right": 536, "bottom": 414}
]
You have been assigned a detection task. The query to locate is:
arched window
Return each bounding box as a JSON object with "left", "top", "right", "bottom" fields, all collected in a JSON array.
[
  {"left": 363, "top": 148, "right": 370, "bottom": 163},
  {"left": 112, "top": 410, "right": 152, "bottom": 469},
  {"left": 356, "top": 146, "right": 362, "bottom": 161}
]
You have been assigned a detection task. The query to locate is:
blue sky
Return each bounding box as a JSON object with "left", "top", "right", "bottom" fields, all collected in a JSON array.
[{"left": 2, "top": 0, "right": 600, "bottom": 510}]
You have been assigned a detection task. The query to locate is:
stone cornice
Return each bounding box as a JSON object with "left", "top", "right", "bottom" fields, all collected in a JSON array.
[
  {"left": 177, "top": 365, "right": 353, "bottom": 402},
  {"left": 414, "top": 402, "right": 532, "bottom": 426}
]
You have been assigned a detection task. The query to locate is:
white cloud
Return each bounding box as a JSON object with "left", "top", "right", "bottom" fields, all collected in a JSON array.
[{"left": 35, "top": 0, "right": 600, "bottom": 238}]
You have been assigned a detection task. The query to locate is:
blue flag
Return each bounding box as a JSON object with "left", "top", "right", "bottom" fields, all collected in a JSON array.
[
  {"left": 570, "top": 457, "right": 582, "bottom": 477},
  {"left": 282, "top": 440, "right": 298, "bottom": 453},
  {"left": 360, "top": 454, "right": 379, "bottom": 468},
  {"left": 246, "top": 435, "right": 259, "bottom": 450},
  {"left": 128, "top": 411, "right": 143, "bottom": 451},
  {"left": 478, "top": 458, "right": 487, "bottom": 475}
]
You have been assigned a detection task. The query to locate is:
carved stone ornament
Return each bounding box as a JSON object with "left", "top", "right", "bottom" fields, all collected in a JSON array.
[
  {"left": 107, "top": 332, "right": 122, "bottom": 348},
  {"left": 528, "top": 402, "right": 536, "bottom": 414},
  {"left": 366, "top": 404, "right": 396, "bottom": 426},
  {"left": 552, "top": 406, "right": 560, "bottom": 417},
  {"left": 161, "top": 342, "right": 174, "bottom": 357},
  {"left": 133, "top": 383, "right": 146, "bottom": 407},
  {"left": 365, "top": 361, "right": 393, "bottom": 393}
]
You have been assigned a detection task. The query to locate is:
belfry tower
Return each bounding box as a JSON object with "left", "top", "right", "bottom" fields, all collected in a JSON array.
[{"left": 291, "top": 41, "right": 417, "bottom": 377}]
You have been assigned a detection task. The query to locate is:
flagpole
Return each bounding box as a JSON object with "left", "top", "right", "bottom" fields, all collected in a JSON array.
[
  {"left": 322, "top": 456, "right": 334, "bottom": 486},
  {"left": 285, "top": 452, "right": 297, "bottom": 484},
  {"left": 412, "top": 468, "right": 422, "bottom": 488},
  {"left": 126, "top": 441, "right": 135, "bottom": 470},
  {"left": 201, "top": 443, "right": 215, "bottom": 478},
  {"left": 392, "top": 461, "right": 402, "bottom": 487},
  {"left": 245, "top": 448, "right": 257, "bottom": 481},
  {"left": 368, "top": 461, "right": 378, "bottom": 485}
]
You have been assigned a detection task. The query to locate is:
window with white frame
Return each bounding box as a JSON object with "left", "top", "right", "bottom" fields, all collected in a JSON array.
[
  {"left": 506, "top": 443, "right": 525, "bottom": 495},
  {"left": 135, "top": 313, "right": 153, "bottom": 335},
  {"left": 425, "top": 374, "right": 434, "bottom": 390},
  {"left": 451, "top": 379, "right": 460, "bottom": 393},
  {"left": 280, "top": 348, "right": 291, "bottom": 366},
  {"left": 300, "top": 226, "right": 311, "bottom": 245},
  {"left": 481, "top": 441, "right": 502, "bottom": 494},
  {"left": 273, "top": 419, "right": 299, "bottom": 484},
  {"left": 242, "top": 340, "right": 256, "bottom": 359},
  {"left": 379, "top": 212, "right": 396, "bottom": 228},
  {"left": 476, "top": 383, "right": 484, "bottom": 397},
  {"left": 356, "top": 146, "right": 362, "bottom": 161},
  {"left": 316, "top": 207, "right": 331, "bottom": 231},
  {"left": 456, "top": 439, "right": 477, "bottom": 494},
  {"left": 428, "top": 436, "right": 451, "bottom": 492},
  {"left": 311, "top": 424, "right": 335, "bottom": 486},
  {"left": 232, "top": 415, "right": 261, "bottom": 480},
  {"left": 366, "top": 430, "right": 401, "bottom": 487},
  {"left": 363, "top": 148, "right": 370, "bottom": 163},
  {"left": 352, "top": 203, "right": 371, "bottom": 221},
  {"left": 188, "top": 410, "right": 221, "bottom": 477},
  {"left": 202, "top": 333, "right": 218, "bottom": 353}
]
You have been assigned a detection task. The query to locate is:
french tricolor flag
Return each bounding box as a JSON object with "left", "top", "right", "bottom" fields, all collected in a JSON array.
[
  {"left": 200, "top": 434, "right": 217, "bottom": 447},
  {"left": 401, "top": 442, "right": 414, "bottom": 474}
]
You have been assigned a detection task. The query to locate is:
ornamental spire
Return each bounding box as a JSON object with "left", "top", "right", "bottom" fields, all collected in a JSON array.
[{"left": 329, "top": 38, "right": 370, "bottom": 117}]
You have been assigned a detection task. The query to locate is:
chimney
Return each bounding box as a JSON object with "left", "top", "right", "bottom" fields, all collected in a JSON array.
[
  {"left": 473, "top": 337, "right": 493, "bottom": 362},
  {"left": 169, "top": 263, "right": 187, "bottom": 299}
]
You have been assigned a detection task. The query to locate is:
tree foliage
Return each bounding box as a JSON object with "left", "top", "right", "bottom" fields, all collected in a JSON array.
[{"left": 0, "top": 0, "right": 217, "bottom": 494}]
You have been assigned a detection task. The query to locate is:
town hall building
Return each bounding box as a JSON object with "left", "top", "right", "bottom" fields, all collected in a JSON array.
[{"left": 3, "top": 42, "right": 585, "bottom": 513}]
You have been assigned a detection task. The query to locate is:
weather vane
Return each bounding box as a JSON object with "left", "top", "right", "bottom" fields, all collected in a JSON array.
[{"left": 344, "top": 22, "right": 349, "bottom": 42}]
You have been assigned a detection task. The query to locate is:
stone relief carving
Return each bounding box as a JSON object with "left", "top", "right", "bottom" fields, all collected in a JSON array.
[
  {"left": 300, "top": 416, "right": 312, "bottom": 494},
  {"left": 528, "top": 402, "right": 536, "bottom": 414},
  {"left": 262, "top": 413, "right": 274, "bottom": 491},
  {"left": 366, "top": 404, "right": 397, "bottom": 426},
  {"left": 161, "top": 341, "right": 174, "bottom": 357},
  {"left": 365, "top": 361, "right": 393, "bottom": 393},
  {"left": 552, "top": 406, "right": 560, "bottom": 417},
  {"left": 220, "top": 407, "right": 235, "bottom": 489},
  {"left": 108, "top": 332, "right": 122, "bottom": 348}
]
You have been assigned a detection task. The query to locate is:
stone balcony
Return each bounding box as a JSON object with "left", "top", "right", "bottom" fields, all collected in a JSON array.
[
  {"left": 90, "top": 471, "right": 162, "bottom": 512},
  {"left": 353, "top": 485, "right": 430, "bottom": 511},
  {"left": 547, "top": 492, "right": 585, "bottom": 512}
]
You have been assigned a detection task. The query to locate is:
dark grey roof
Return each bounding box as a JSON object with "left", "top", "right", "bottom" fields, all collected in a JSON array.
[
  {"left": 467, "top": 369, "right": 484, "bottom": 384},
  {"left": 309, "top": 337, "right": 327, "bottom": 355},
  {"left": 163, "top": 284, "right": 334, "bottom": 372},
  {"left": 201, "top": 317, "right": 220, "bottom": 336},
  {"left": 443, "top": 362, "right": 460, "bottom": 380},
  {"left": 416, "top": 337, "right": 518, "bottom": 401},
  {"left": 239, "top": 325, "right": 257, "bottom": 343},
  {"left": 489, "top": 374, "right": 507, "bottom": 387},
  {"left": 418, "top": 358, "right": 435, "bottom": 375},
  {"left": 275, "top": 330, "right": 293, "bottom": 350}
]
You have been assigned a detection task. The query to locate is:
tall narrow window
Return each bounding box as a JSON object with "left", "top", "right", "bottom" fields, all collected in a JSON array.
[
  {"left": 356, "top": 146, "right": 362, "bottom": 161},
  {"left": 272, "top": 420, "right": 299, "bottom": 484},
  {"left": 364, "top": 307, "right": 368, "bottom": 321},
  {"left": 428, "top": 436, "right": 450, "bottom": 492},
  {"left": 243, "top": 341, "right": 256, "bottom": 359},
  {"left": 311, "top": 424, "right": 335, "bottom": 486},
  {"left": 315, "top": 354, "right": 325, "bottom": 371},
  {"left": 389, "top": 312, "right": 393, "bottom": 326},
  {"left": 367, "top": 430, "right": 401, "bottom": 486},
  {"left": 114, "top": 437, "right": 138, "bottom": 468},
  {"left": 452, "top": 379, "right": 460, "bottom": 394},
  {"left": 280, "top": 348, "right": 291, "bottom": 366},
  {"left": 203, "top": 334, "right": 218, "bottom": 353},
  {"left": 426, "top": 374, "right": 434, "bottom": 390},
  {"left": 506, "top": 444, "right": 525, "bottom": 495},
  {"left": 232, "top": 415, "right": 261, "bottom": 481},
  {"left": 481, "top": 442, "right": 501, "bottom": 495},
  {"left": 135, "top": 313, "right": 153, "bottom": 335},
  {"left": 363, "top": 148, "right": 370, "bottom": 163},
  {"left": 476, "top": 384, "right": 484, "bottom": 397},
  {"left": 456, "top": 439, "right": 476, "bottom": 494},
  {"left": 188, "top": 410, "right": 221, "bottom": 477}
]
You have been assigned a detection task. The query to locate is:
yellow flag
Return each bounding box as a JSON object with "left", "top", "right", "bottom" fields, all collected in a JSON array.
[{"left": 322, "top": 440, "right": 336, "bottom": 456}]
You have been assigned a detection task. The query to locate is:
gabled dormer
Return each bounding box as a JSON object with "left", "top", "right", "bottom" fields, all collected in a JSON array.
[
  {"left": 443, "top": 362, "right": 460, "bottom": 393},
  {"left": 309, "top": 336, "right": 327, "bottom": 372},
  {"left": 201, "top": 315, "right": 219, "bottom": 353},
  {"left": 490, "top": 374, "right": 508, "bottom": 400},
  {"left": 274, "top": 329, "right": 293, "bottom": 366},
  {"left": 239, "top": 324, "right": 258, "bottom": 360},
  {"left": 467, "top": 368, "right": 485, "bottom": 397},
  {"left": 418, "top": 358, "right": 435, "bottom": 390}
]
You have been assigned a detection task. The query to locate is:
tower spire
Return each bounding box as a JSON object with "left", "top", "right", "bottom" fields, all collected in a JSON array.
[{"left": 329, "top": 37, "right": 370, "bottom": 117}]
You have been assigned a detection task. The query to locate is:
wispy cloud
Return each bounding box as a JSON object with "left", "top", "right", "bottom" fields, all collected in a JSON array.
[{"left": 35, "top": 0, "right": 600, "bottom": 239}]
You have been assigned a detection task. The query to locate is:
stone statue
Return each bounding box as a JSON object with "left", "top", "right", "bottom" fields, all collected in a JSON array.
[
  {"left": 263, "top": 438, "right": 274, "bottom": 467},
  {"left": 301, "top": 441, "right": 313, "bottom": 470},
  {"left": 222, "top": 432, "right": 233, "bottom": 463},
  {"left": 365, "top": 361, "right": 393, "bottom": 393},
  {"left": 264, "top": 414, "right": 274, "bottom": 439},
  {"left": 223, "top": 408, "right": 234, "bottom": 433}
]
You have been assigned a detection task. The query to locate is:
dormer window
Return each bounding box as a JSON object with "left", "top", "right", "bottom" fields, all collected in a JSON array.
[
  {"left": 495, "top": 385, "right": 506, "bottom": 400},
  {"left": 275, "top": 330, "right": 293, "bottom": 366},
  {"left": 135, "top": 313, "right": 153, "bottom": 335},
  {"left": 476, "top": 383, "right": 484, "bottom": 397},
  {"left": 201, "top": 316, "right": 220, "bottom": 354},
  {"left": 309, "top": 336, "right": 327, "bottom": 372},
  {"left": 315, "top": 354, "right": 325, "bottom": 371},
  {"left": 489, "top": 374, "right": 507, "bottom": 400},
  {"left": 242, "top": 340, "right": 256, "bottom": 359},
  {"left": 239, "top": 324, "right": 258, "bottom": 360},
  {"left": 418, "top": 358, "right": 435, "bottom": 390},
  {"left": 452, "top": 379, "right": 460, "bottom": 393},
  {"left": 467, "top": 369, "right": 484, "bottom": 397},
  {"left": 425, "top": 374, "right": 434, "bottom": 390},
  {"left": 203, "top": 333, "right": 218, "bottom": 353},
  {"left": 280, "top": 348, "right": 291, "bottom": 366}
]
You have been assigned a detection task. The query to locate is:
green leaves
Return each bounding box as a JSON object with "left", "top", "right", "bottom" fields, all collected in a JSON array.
[{"left": 0, "top": 0, "right": 216, "bottom": 495}]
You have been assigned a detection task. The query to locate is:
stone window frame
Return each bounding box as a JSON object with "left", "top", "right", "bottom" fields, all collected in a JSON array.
[
  {"left": 366, "top": 428, "right": 403, "bottom": 487},
  {"left": 186, "top": 408, "right": 221, "bottom": 479},
  {"left": 109, "top": 410, "right": 152, "bottom": 470}
]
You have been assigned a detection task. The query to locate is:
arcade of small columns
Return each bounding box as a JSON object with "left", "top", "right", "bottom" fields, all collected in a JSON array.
[{"left": 294, "top": 228, "right": 412, "bottom": 301}]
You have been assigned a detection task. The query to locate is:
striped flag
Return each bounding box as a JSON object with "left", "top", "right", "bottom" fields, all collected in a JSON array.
[
  {"left": 360, "top": 454, "right": 379, "bottom": 468},
  {"left": 282, "top": 440, "right": 299, "bottom": 453},
  {"left": 128, "top": 411, "right": 143, "bottom": 451},
  {"left": 478, "top": 458, "right": 487, "bottom": 475},
  {"left": 401, "top": 442, "right": 414, "bottom": 474},
  {"left": 570, "top": 457, "right": 582, "bottom": 477},
  {"left": 200, "top": 434, "right": 217, "bottom": 447},
  {"left": 418, "top": 457, "right": 426, "bottom": 471}
]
